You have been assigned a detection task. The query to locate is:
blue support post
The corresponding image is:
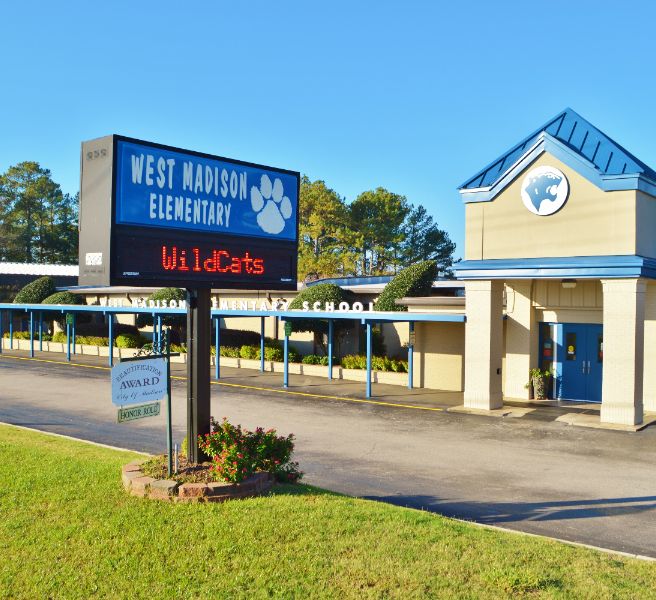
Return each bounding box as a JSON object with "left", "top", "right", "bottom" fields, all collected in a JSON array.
[
  {"left": 72, "top": 313, "right": 76, "bottom": 354},
  {"left": 29, "top": 311, "right": 34, "bottom": 357},
  {"left": 38, "top": 311, "right": 43, "bottom": 352},
  {"left": 108, "top": 314, "right": 114, "bottom": 367},
  {"left": 0, "top": 310, "right": 3, "bottom": 354},
  {"left": 9, "top": 314, "right": 13, "bottom": 349},
  {"left": 260, "top": 317, "right": 265, "bottom": 372},
  {"left": 327, "top": 319, "right": 334, "bottom": 380},
  {"left": 408, "top": 321, "right": 414, "bottom": 390},
  {"left": 366, "top": 322, "right": 372, "bottom": 398},
  {"left": 283, "top": 329, "right": 289, "bottom": 389},
  {"left": 66, "top": 316, "right": 71, "bottom": 362},
  {"left": 214, "top": 317, "right": 220, "bottom": 380}
]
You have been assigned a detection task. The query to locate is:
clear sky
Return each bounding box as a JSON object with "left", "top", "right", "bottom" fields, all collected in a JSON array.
[{"left": 2, "top": 0, "right": 656, "bottom": 257}]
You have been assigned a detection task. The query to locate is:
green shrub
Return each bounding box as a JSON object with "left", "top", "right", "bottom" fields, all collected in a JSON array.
[
  {"left": 42, "top": 291, "right": 84, "bottom": 306},
  {"left": 239, "top": 345, "right": 258, "bottom": 360},
  {"left": 287, "top": 283, "right": 354, "bottom": 336},
  {"left": 341, "top": 354, "right": 367, "bottom": 370},
  {"left": 52, "top": 332, "right": 67, "bottom": 343},
  {"left": 115, "top": 333, "right": 143, "bottom": 348},
  {"left": 197, "top": 417, "right": 302, "bottom": 483},
  {"left": 262, "top": 346, "right": 283, "bottom": 362},
  {"left": 341, "top": 354, "right": 407, "bottom": 373},
  {"left": 76, "top": 336, "right": 109, "bottom": 346},
  {"left": 13, "top": 276, "right": 56, "bottom": 304},
  {"left": 135, "top": 288, "right": 186, "bottom": 334},
  {"left": 374, "top": 260, "right": 438, "bottom": 312},
  {"left": 2, "top": 331, "right": 52, "bottom": 341},
  {"left": 220, "top": 346, "right": 240, "bottom": 358},
  {"left": 302, "top": 354, "right": 329, "bottom": 366}
]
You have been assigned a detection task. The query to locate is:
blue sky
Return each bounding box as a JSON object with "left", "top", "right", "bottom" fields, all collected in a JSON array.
[{"left": 2, "top": 0, "right": 656, "bottom": 256}]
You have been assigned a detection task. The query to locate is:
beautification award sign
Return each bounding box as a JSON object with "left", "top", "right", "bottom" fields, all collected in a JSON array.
[
  {"left": 111, "top": 357, "right": 168, "bottom": 407},
  {"left": 78, "top": 135, "right": 299, "bottom": 289}
]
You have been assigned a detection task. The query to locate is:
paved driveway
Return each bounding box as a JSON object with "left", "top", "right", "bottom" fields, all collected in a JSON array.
[{"left": 1, "top": 351, "right": 655, "bottom": 558}]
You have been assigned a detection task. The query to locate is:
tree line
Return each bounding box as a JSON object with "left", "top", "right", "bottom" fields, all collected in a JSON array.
[
  {"left": 0, "top": 162, "right": 456, "bottom": 279},
  {"left": 299, "top": 177, "right": 455, "bottom": 281},
  {"left": 0, "top": 162, "right": 78, "bottom": 264}
]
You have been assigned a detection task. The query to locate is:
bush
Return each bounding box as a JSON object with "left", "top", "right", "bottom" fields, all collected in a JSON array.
[
  {"left": 76, "top": 336, "right": 109, "bottom": 346},
  {"left": 220, "top": 346, "right": 240, "bottom": 358},
  {"left": 13, "top": 276, "right": 57, "bottom": 304},
  {"left": 287, "top": 283, "right": 354, "bottom": 336},
  {"left": 136, "top": 288, "right": 186, "bottom": 329},
  {"left": 2, "top": 331, "right": 52, "bottom": 341},
  {"left": 302, "top": 354, "right": 329, "bottom": 366},
  {"left": 52, "top": 332, "right": 67, "bottom": 343},
  {"left": 239, "top": 345, "right": 258, "bottom": 360},
  {"left": 374, "top": 260, "right": 438, "bottom": 312},
  {"left": 341, "top": 354, "right": 408, "bottom": 373},
  {"left": 197, "top": 417, "right": 302, "bottom": 483},
  {"left": 41, "top": 291, "right": 84, "bottom": 306},
  {"left": 115, "top": 333, "right": 143, "bottom": 348}
]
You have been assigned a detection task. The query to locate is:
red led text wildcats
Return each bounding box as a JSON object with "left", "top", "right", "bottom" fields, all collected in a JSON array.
[{"left": 161, "top": 246, "right": 265, "bottom": 275}]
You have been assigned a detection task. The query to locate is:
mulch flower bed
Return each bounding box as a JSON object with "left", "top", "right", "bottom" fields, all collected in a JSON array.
[{"left": 121, "top": 458, "right": 274, "bottom": 503}]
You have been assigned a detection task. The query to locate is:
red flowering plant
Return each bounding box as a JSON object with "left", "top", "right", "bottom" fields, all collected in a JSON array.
[{"left": 197, "top": 418, "right": 303, "bottom": 484}]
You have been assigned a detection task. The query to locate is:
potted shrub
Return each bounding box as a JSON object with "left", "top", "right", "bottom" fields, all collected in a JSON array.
[{"left": 526, "top": 368, "right": 551, "bottom": 400}]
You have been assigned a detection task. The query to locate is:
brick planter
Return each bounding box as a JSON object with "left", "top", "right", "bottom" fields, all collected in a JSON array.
[{"left": 121, "top": 460, "right": 274, "bottom": 503}]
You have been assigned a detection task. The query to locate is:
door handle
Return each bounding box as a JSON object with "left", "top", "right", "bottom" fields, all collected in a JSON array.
[{"left": 582, "top": 361, "right": 586, "bottom": 374}]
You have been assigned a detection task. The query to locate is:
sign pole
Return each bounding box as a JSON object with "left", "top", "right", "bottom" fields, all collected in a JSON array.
[
  {"left": 165, "top": 328, "right": 173, "bottom": 477},
  {"left": 186, "top": 288, "right": 211, "bottom": 464}
]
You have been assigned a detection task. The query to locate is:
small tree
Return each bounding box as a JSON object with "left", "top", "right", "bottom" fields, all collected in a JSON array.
[
  {"left": 287, "top": 283, "right": 353, "bottom": 355},
  {"left": 374, "top": 260, "right": 438, "bottom": 312},
  {"left": 13, "top": 276, "right": 56, "bottom": 304},
  {"left": 42, "top": 290, "right": 86, "bottom": 329},
  {"left": 136, "top": 288, "right": 186, "bottom": 342}
]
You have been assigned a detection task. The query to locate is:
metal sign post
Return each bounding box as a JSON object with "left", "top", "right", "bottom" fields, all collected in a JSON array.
[{"left": 186, "top": 289, "right": 211, "bottom": 464}]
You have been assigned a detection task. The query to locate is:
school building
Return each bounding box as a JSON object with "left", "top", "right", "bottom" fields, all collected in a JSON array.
[{"left": 4, "top": 108, "right": 656, "bottom": 430}]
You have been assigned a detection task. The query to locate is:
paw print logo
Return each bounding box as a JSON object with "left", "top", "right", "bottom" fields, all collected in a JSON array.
[{"left": 250, "top": 174, "right": 293, "bottom": 235}]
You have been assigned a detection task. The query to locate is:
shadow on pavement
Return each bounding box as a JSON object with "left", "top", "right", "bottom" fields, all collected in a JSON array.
[{"left": 362, "top": 494, "right": 656, "bottom": 523}]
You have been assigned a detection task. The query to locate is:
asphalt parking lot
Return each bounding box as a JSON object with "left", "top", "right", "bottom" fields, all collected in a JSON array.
[{"left": 2, "top": 350, "right": 656, "bottom": 558}]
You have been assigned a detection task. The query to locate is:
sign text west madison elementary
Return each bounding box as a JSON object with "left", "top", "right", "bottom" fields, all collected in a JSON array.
[{"left": 78, "top": 135, "right": 300, "bottom": 289}]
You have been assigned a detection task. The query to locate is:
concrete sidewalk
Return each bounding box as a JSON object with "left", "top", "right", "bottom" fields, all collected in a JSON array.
[{"left": 1, "top": 348, "right": 645, "bottom": 429}]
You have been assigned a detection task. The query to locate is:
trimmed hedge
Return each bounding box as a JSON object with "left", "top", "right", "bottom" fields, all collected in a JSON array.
[
  {"left": 136, "top": 288, "right": 186, "bottom": 328},
  {"left": 3, "top": 331, "right": 53, "bottom": 341},
  {"left": 42, "top": 291, "right": 84, "bottom": 306},
  {"left": 341, "top": 354, "right": 408, "bottom": 373},
  {"left": 302, "top": 354, "right": 329, "bottom": 366},
  {"left": 115, "top": 333, "right": 143, "bottom": 348},
  {"left": 287, "top": 283, "right": 353, "bottom": 335},
  {"left": 374, "top": 260, "right": 438, "bottom": 312},
  {"left": 13, "top": 276, "right": 56, "bottom": 304}
]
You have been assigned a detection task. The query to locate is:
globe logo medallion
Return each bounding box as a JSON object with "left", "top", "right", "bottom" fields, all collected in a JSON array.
[{"left": 520, "top": 166, "right": 569, "bottom": 216}]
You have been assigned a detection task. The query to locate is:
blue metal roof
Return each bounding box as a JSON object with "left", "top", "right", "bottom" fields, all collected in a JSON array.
[{"left": 460, "top": 108, "right": 656, "bottom": 190}]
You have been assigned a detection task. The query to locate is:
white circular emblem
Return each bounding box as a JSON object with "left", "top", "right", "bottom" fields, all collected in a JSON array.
[{"left": 520, "top": 166, "right": 569, "bottom": 216}]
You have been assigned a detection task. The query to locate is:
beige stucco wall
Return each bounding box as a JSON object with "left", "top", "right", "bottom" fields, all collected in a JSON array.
[
  {"left": 636, "top": 191, "right": 656, "bottom": 259},
  {"left": 643, "top": 282, "right": 656, "bottom": 412},
  {"left": 414, "top": 322, "right": 465, "bottom": 391},
  {"left": 465, "top": 152, "right": 637, "bottom": 260}
]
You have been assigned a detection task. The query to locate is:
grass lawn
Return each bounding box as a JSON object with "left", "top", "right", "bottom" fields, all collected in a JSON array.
[{"left": 0, "top": 424, "right": 655, "bottom": 599}]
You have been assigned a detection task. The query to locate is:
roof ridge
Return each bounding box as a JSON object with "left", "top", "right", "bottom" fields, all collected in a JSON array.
[{"left": 460, "top": 108, "right": 656, "bottom": 190}]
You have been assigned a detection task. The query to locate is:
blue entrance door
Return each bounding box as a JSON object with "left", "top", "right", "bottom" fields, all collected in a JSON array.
[{"left": 559, "top": 323, "right": 603, "bottom": 403}]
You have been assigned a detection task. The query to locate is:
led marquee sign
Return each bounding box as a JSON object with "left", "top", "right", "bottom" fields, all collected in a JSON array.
[{"left": 78, "top": 135, "right": 299, "bottom": 289}]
